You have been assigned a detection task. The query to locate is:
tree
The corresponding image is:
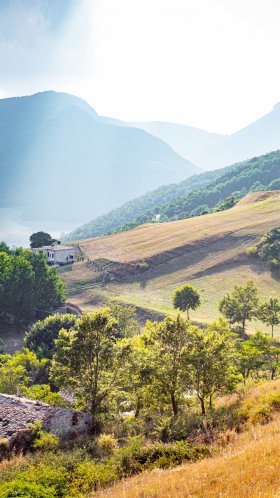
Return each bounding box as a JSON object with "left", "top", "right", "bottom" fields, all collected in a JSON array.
[
  {"left": 30, "top": 232, "right": 59, "bottom": 249},
  {"left": 0, "top": 242, "right": 12, "bottom": 255},
  {"left": 219, "top": 280, "right": 259, "bottom": 334},
  {"left": 51, "top": 310, "right": 118, "bottom": 430},
  {"left": 1, "top": 255, "right": 35, "bottom": 324},
  {"left": 25, "top": 314, "right": 78, "bottom": 359},
  {"left": 23, "top": 250, "right": 65, "bottom": 315},
  {"left": 258, "top": 297, "right": 280, "bottom": 337},
  {"left": 109, "top": 303, "right": 138, "bottom": 338},
  {"left": 115, "top": 335, "right": 154, "bottom": 418},
  {"left": 0, "top": 250, "right": 65, "bottom": 324},
  {"left": 249, "top": 331, "right": 280, "bottom": 380},
  {"left": 0, "top": 348, "right": 46, "bottom": 394},
  {"left": 186, "top": 324, "right": 239, "bottom": 415},
  {"left": 145, "top": 314, "right": 191, "bottom": 416},
  {"left": 173, "top": 284, "right": 201, "bottom": 320}
]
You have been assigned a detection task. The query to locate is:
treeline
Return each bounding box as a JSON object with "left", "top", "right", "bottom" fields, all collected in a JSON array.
[
  {"left": 0, "top": 246, "right": 65, "bottom": 325},
  {"left": 64, "top": 150, "right": 280, "bottom": 241},
  {"left": 114, "top": 150, "right": 280, "bottom": 232}
]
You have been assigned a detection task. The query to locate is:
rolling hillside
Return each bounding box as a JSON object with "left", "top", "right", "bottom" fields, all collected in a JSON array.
[
  {"left": 61, "top": 191, "right": 280, "bottom": 329},
  {"left": 66, "top": 149, "right": 280, "bottom": 241}
]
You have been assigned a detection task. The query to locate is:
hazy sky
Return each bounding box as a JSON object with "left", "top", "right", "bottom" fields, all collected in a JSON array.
[{"left": 1, "top": 0, "right": 280, "bottom": 133}]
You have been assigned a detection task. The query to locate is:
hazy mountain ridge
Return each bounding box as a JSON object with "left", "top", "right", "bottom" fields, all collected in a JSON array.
[
  {"left": 0, "top": 91, "right": 198, "bottom": 230},
  {"left": 132, "top": 104, "right": 280, "bottom": 169}
]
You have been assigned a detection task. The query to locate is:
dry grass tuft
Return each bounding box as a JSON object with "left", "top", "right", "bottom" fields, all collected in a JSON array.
[
  {"left": 95, "top": 415, "right": 280, "bottom": 498},
  {"left": 95, "top": 379, "right": 280, "bottom": 498}
]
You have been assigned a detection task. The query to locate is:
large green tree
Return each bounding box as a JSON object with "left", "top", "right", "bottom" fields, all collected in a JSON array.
[
  {"left": 173, "top": 284, "right": 201, "bottom": 320},
  {"left": 219, "top": 280, "right": 259, "bottom": 334},
  {"left": 186, "top": 323, "right": 239, "bottom": 415},
  {"left": 0, "top": 254, "right": 34, "bottom": 324},
  {"left": 30, "top": 232, "right": 58, "bottom": 248},
  {"left": 25, "top": 314, "right": 78, "bottom": 359},
  {"left": 145, "top": 314, "right": 191, "bottom": 416},
  {"left": 0, "top": 250, "right": 65, "bottom": 324},
  {"left": 51, "top": 310, "right": 119, "bottom": 429}
]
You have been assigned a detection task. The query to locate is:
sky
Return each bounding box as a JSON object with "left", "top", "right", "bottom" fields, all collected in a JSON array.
[{"left": 0, "top": 0, "right": 280, "bottom": 134}]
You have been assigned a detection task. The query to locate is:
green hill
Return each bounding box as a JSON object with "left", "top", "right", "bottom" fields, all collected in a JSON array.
[{"left": 65, "top": 150, "right": 280, "bottom": 241}]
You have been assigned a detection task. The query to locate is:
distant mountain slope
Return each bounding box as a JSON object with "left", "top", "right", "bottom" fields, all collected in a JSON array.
[
  {"left": 132, "top": 104, "right": 280, "bottom": 169},
  {"left": 131, "top": 121, "right": 226, "bottom": 168},
  {"left": 65, "top": 150, "right": 280, "bottom": 240},
  {"left": 0, "top": 91, "right": 199, "bottom": 226},
  {"left": 63, "top": 168, "right": 225, "bottom": 241}
]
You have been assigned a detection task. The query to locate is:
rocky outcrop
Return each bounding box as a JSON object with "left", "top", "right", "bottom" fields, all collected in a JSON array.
[{"left": 0, "top": 393, "right": 92, "bottom": 460}]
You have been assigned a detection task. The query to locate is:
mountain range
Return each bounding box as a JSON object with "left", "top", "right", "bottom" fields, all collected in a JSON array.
[
  {"left": 1, "top": 90, "right": 280, "bottom": 244},
  {"left": 131, "top": 103, "right": 280, "bottom": 169},
  {"left": 0, "top": 91, "right": 197, "bottom": 235}
]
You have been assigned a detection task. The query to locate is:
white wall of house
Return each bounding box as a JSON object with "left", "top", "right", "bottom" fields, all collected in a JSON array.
[{"left": 33, "top": 246, "right": 76, "bottom": 265}]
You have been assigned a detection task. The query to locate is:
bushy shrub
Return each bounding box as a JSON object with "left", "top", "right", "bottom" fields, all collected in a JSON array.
[
  {"left": 33, "top": 432, "right": 59, "bottom": 452},
  {"left": 95, "top": 433, "right": 118, "bottom": 457},
  {"left": 22, "top": 384, "right": 69, "bottom": 408},
  {"left": 68, "top": 461, "right": 118, "bottom": 497},
  {"left": 0, "top": 479, "right": 54, "bottom": 498}
]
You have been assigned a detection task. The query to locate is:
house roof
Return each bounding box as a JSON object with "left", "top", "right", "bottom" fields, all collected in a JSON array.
[{"left": 40, "top": 245, "right": 75, "bottom": 252}]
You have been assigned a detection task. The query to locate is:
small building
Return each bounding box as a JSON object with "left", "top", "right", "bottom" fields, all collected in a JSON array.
[{"left": 33, "top": 244, "right": 76, "bottom": 266}]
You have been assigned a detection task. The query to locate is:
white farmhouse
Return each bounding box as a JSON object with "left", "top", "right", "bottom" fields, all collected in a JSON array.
[{"left": 33, "top": 244, "right": 76, "bottom": 266}]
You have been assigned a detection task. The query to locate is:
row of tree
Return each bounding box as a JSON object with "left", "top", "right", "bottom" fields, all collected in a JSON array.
[
  {"left": 173, "top": 281, "right": 280, "bottom": 335},
  {"left": 1, "top": 304, "right": 279, "bottom": 431}
]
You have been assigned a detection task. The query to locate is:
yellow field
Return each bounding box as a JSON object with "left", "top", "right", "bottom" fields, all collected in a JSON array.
[
  {"left": 95, "top": 379, "right": 280, "bottom": 498},
  {"left": 62, "top": 192, "right": 280, "bottom": 330}
]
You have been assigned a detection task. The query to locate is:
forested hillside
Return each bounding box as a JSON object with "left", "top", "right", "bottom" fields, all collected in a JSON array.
[
  {"left": 66, "top": 150, "right": 280, "bottom": 240},
  {"left": 63, "top": 169, "right": 225, "bottom": 241}
]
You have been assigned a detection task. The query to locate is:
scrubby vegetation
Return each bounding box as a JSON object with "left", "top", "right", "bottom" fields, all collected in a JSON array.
[
  {"left": 0, "top": 280, "right": 279, "bottom": 496},
  {"left": 252, "top": 226, "right": 280, "bottom": 268},
  {"left": 65, "top": 150, "right": 280, "bottom": 240}
]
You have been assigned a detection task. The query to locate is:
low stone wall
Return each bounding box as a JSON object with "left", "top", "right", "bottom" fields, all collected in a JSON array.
[{"left": 0, "top": 393, "right": 92, "bottom": 460}]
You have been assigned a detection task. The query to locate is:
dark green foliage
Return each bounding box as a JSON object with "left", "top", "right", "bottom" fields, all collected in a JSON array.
[
  {"left": 30, "top": 232, "right": 59, "bottom": 249},
  {"left": 0, "top": 253, "right": 34, "bottom": 324},
  {"left": 0, "top": 250, "right": 65, "bottom": 324},
  {"left": 0, "top": 242, "right": 12, "bottom": 255},
  {"left": 23, "top": 250, "right": 65, "bottom": 315},
  {"left": 173, "top": 284, "right": 201, "bottom": 319},
  {"left": 214, "top": 195, "right": 237, "bottom": 212},
  {"left": 25, "top": 314, "right": 77, "bottom": 359},
  {"left": 219, "top": 281, "right": 259, "bottom": 334},
  {"left": 258, "top": 297, "right": 280, "bottom": 336},
  {"left": 256, "top": 227, "right": 280, "bottom": 267}
]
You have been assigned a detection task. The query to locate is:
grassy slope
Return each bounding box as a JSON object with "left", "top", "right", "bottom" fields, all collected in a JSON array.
[
  {"left": 96, "top": 416, "right": 280, "bottom": 498},
  {"left": 62, "top": 192, "right": 280, "bottom": 331},
  {"left": 95, "top": 379, "right": 280, "bottom": 498}
]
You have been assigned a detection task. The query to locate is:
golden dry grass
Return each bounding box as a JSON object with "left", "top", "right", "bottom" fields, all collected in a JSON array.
[
  {"left": 78, "top": 191, "right": 280, "bottom": 263},
  {"left": 95, "top": 417, "right": 280, "bottom": 498},
  {"left": 96, "top": 380, "right": 280, "bottom": 498}
]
